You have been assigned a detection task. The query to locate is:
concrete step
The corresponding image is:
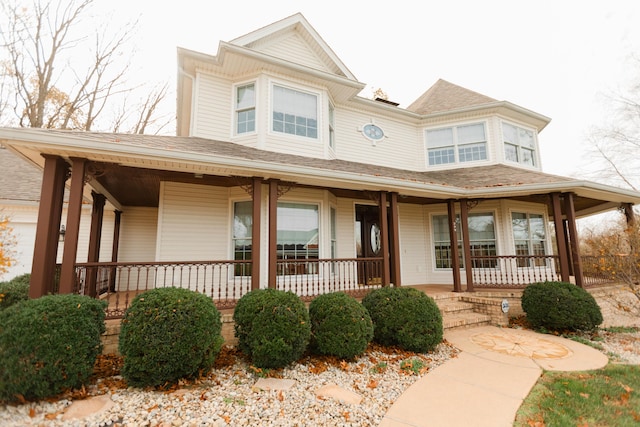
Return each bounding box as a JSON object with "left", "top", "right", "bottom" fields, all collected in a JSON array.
[
  {"left": 437, "top": 299, "right": 475, "bottom": 314},
  {"left": 443, "top": 311, "right": 492, "bottom": 331}
]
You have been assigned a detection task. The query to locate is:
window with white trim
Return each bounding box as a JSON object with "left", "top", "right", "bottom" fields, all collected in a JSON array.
[
  {"left": 511, "top": 212, "right": 546, "bottom": 266},
  {"left": 235, "top": 83, "right": 255, "bottom": 134},
  {"left": 426, "top": 123, "right": 487, "bottom": 165},
  {"left": 233, "top": 201, "right": 252, "bottom": 276},
  {"left": 277, "top": 202, "right": 319, "bottom": 275},
  {"left": 432, "top": 212, "right": 497, "bottom": 268},
  {"left": 328, "top": 103, "right": 335, "bottom": 149},
  {"left": 272, "top": 85, "right": 318, "bottom": 139},
  {"left": 503, "top": 123, "right": 536, "bottom": 166}
]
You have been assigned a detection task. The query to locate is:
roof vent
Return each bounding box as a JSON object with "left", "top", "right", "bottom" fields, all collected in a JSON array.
[
  {"left": 374, "top": 97, "right": 400, "bottom": 107},
  {"left": 373, "top": 88, "right": 399, "bottom": 106}
]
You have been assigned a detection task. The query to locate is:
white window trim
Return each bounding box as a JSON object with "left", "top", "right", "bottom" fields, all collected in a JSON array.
[
  {"left": 328, "top": 101, "right": 335, "bottom": 151},
  {"left": 508, "top": 209, "right": 550, "bottom": 258},
  {"left": 501, "top": 120, "right": 540, "bottom": 168},
  {"left": 429, "top": 210, "right": 499, "bottom": 271},
  {"left": 424, "top": 120, "right": 489, "bottom": 168},
  {"left": 233, "top": 80, "right": 257, "bottom": 137},
  {"left": 268, "top": 79, "right": 322, "bottom": 142}
]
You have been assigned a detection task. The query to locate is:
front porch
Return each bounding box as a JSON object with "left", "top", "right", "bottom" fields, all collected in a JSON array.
[{"left": 72, "top": 253, "right": 618, "bottom": 320}]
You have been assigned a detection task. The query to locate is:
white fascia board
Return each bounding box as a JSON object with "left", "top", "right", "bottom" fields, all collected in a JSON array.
[
  {"left": 228, "top": 13, "right": 356, "bottom": 80},
  {"left": 218, "top": 43, "right": 364, "bottom": 89},
  {"left": 3, "top": 128, "right": 639, "bottom": 207}
]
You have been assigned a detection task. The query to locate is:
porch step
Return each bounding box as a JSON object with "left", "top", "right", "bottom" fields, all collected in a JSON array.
[{"left": 432, "top": 293, "right": 493, "bottom": 331}]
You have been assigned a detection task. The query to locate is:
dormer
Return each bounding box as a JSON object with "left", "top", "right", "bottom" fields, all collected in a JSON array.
[{"left": 409, "top": 79, "right": 551, "bottom": 171}]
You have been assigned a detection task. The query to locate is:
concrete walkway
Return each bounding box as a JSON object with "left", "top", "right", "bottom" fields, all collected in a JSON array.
[{"left": 380, "top": 326, "right": 609, "bottom": 427}]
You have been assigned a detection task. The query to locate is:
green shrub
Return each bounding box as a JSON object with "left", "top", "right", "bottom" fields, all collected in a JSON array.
[
  {"left": 309, "top": 292, "right": 373, "bottom": 359},
  {"left": 521, "top": 281, "right": 603, "bottom": 331},
  {"left": 233, "top": 289, "right": 310, "bottom": 369},
  {"left": 362, "top": 287, "right": 443, "bottom": 352},
  {"left": 0, "top": 294, "right": 106, "bottom": 402},
  {"left": 0, "top": 273, "right": 30, "bottom": 310},
  {"left": 119, "top": 287, "right": 223, "bottom": 388}
]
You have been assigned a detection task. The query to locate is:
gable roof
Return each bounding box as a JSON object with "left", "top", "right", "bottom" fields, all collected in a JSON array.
[
  {"left": 229, "top": 13, "right": 356, "bottom": 80},
  {"left": 406, "top": 79, "right": 497, "bottom": 115}
]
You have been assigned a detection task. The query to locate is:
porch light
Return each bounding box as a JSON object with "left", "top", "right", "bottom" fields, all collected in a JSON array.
[{"left": 59, "top": 225, "right": 66, "bottom": 242}]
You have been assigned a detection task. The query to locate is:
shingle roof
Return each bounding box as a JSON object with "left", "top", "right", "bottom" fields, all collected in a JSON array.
[
  {"left": 406, "top": 79, "right": 497, "bottom": 115},
  {"left": 0, "top": 145, "right": 42, "bottom": 202},
  {"left": 7, "top": 128, "right": 573, "bottom": 191}
]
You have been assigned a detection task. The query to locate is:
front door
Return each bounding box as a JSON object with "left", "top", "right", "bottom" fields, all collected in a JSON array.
[{"left": 355, "top": 204, "right": 383, "bottom": 285}]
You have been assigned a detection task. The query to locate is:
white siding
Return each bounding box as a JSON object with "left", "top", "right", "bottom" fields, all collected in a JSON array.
[
  {"left": 253, "top": 32, "right": 329, "bottom": 73},
  {"left": 156, "top": 182, "right": 229, "bottom": 262},
  {"left": 397, "top": 203, "right": 429, "bottom": 285},
  {"left": 192, "top": 73, "right": 232, "bottom": 140},
  {"left": 334, "top": 107, "right": 425, "bottom": 171},
  {"left": 119, "top": 207, "right": 158, "bottom": 262},
  {"left": 1, "top": 204, "right": 115, "bottom": 281},
  {"left": 335, "top": 198, "right": 356, "bottom": 258}
]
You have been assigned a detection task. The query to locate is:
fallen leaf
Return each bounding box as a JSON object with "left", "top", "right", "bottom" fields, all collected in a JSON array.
[
  {"left": 29, "top": 408, "right": 36, "bottom": 418},
  {"left": 343, "top": 411, "right": 350, "bottom": 421},
  {"left": 579, "top": 392, "right": 590, "bottom": 399},
  {"left": 367, "top": 379, "right": 378, "bottom": 389},
  {"left": 277, "top": 390, "right": 284, "bottom": 402}
]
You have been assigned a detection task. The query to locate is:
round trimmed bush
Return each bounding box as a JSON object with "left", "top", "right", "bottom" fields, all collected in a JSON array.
[
  {"left": 0, "top": 294, "right": 106, "bottom": 402},
  {"left": 362, "top": 287, "right": 443, "bottom": 353},
  {"left": 233, "top": 289, "right": 310, "bottom": 368},
  {"left": 0, "top": 273, "right": 30, "bottom": 310},
  {"left": 522, "top": 281, "right": 603, "bottom": 331},
  {"left": 309, "top": 292, "right": 373, "bottom": 359},
  {"left": 119, "top": 287, "right": 224, "bottom": 388}
]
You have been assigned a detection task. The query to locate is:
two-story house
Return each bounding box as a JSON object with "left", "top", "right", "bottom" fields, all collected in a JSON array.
[{"left": 1, "top": 13, "right": 638, "bottom": 317}]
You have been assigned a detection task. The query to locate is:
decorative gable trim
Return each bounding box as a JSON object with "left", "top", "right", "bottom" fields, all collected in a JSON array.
[{"left": 229, "top": 13, "right": 356, "bottom": 81}]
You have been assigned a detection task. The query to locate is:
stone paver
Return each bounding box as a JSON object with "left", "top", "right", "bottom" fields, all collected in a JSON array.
[
  {"left": 252, "top": 378, "right": 296, "bottom": 391},
  {"left": 314, "top": 384, "right": 363, "bottom": 405},
  {"left": 61, "top": 395, "right": 114, "bottom": 421}
]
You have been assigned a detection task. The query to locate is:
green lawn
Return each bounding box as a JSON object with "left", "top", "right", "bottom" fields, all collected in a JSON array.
[{"left": 514, "top": 363, "right": 640, "bottom": 426}]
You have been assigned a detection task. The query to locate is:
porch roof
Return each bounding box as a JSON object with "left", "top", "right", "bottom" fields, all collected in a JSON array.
[{"left": 1, "top": 127, "right": 639, "bottom": 217}]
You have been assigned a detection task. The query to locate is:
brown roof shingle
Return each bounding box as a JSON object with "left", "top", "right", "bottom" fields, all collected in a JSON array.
[{"left": 406, "top": 79, "right": 497, "bottom": 115}]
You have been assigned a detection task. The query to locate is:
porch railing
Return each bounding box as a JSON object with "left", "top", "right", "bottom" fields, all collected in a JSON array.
[
  {"left": 275, "top": 257, "right": 383, "bottom": 299},
  {"left": 73, "top": 257, "right": 384, "bottom": 319},
  {"left": 581, "top": 255, "right": 640, "bottom": 287},
  {"left": 74, "top": 260, "right": 252, "bottom": 319},
  {"left": 470, "top": 255, "right": 561, "bottom": 288}
]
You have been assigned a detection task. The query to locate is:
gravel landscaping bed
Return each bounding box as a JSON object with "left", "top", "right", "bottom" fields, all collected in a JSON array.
[{"left": 0, "top": 342, "right": 459, "bottom": 427}]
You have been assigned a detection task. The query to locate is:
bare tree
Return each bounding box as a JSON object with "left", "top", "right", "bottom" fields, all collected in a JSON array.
[
  {"left": 584, "top": 57, "right": 640, "bottom": 191},
  {"left": 0, "top": 0, "right": 171, "bottom": 133}
]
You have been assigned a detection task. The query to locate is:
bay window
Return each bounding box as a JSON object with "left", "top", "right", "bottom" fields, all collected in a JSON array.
[
  {"left": 272, "top": 85, "right": 318, "bottom": 139},
  {"left": 433, "top": 212, "right": 496, "bottom": 268},
  {"left": 511, "top": 212, "right": 546, "bottom": 266},
  {"left": 277, "top": 202, "right": 319, "bottom": 274},
  {"left": 426, "top": 123, "right": 487, "bottom": 166},
  {"left": 235, "top": 83, "right": 255, "bottom": 134},
  {"left": 503, "top": 123, "right": 536, "bottom": 166}
]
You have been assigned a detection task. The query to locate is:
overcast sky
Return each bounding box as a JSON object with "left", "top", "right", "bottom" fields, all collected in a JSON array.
[{"left": 94, "top": 0, "right": 640, "bottom": 179}]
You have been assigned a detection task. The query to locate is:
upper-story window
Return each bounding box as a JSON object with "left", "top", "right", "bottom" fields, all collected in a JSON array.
[
  {"left": 328, "top": 102, "right": 335, "bottom": 149},
  {"left": 426, "top": 123, "right": 487, "bottom": 166},
  {"left": 235, "top": 83, "right": 255, "bottom": 134},
  {"left": 272, "top": 85, "right": 318, "bottom": 139},
  {"left": 503, "top": 122, "right": 536, "bottom": 166}
]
